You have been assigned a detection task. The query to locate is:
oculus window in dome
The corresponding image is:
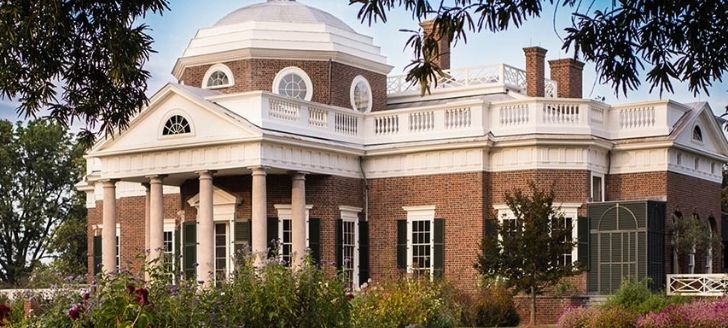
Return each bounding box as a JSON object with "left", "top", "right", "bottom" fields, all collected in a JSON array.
[
  {"left": 162, "top": 115, "right": 192, "bottom": 136},
  {"left": 350, "top": 76, "right": 372, "bottom": 112},
  {"left": 273, "top": 67, "right": 313, "bottom": 101},
  {"left": 202, "top": 64, "right": 234, "bottom": 89}
]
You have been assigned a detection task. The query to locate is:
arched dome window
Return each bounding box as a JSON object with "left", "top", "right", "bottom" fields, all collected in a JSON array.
[
  {"left": 350, "top": 75, "right": 372, "bottom": 112},
  {"left": 163, "top": 115, "right": 192, "bottom": 136},
  {"left": 693, "top": 125, "right": 703, "bottom": 142},
  {"left": 273, "top": 67, "right": 313, "bottom": 101},
  {"left": 202, "top": 64, "right": 234, "bottom": 89}
]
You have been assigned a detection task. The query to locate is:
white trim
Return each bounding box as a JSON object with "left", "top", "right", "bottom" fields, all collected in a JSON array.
[
  {"left": 403, "top": 205, "right": 436, "bottom": 280},
  {"left": 350, "top": 75, "right": 372, "bottom": 113},
  {"left": 163, "top": 219, "right": 177, "bottom": 276},
  {"left": 340, "top": 210, "right": 360, "bottom": 289},
  {"left": 202, "top": 63, "right": 235, "bottom": 89},
  {"left": 272, "top": 66, "right": 313, "bottom": 101},
  {"left": 274, "top": 204, "right": 313, "bottom": 264}
]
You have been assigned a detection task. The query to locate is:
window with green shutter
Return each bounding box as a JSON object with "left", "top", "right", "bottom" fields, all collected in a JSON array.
[
  {"left": 182, "top": 222, "right": 196, "bottom": 280},
  {"left": 359, "top": 219, "right": 370, "bottom": 285},
  {"left": 233, "top": 220, "right": 251, "bottom": 260},
  {"left": 577, "top": 216, "right": 590, "bottom": 271},
  {"left": 93, "top": 235, "right": 102, "bottom": 275},
  {"left": 434, "top": 219, "right": 444, "bottom": 278},
  {"left": 396, "top": 219, "right": 407, "bottom": 270},
  {"left": 308, "top": 218, "right": 321, "bottom": 264},
  {"left": 267, "top": 217, "right": 279, "bottom": 258}
]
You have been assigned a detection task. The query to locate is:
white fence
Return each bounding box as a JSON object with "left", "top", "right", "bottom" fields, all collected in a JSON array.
[{"left": 666, "top": 274, "right": 728, "bottom": 296}]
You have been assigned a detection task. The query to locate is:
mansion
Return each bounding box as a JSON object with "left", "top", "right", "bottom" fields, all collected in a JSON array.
[{"left": 78, "top": 0, "right": 728, "bottom": 295}]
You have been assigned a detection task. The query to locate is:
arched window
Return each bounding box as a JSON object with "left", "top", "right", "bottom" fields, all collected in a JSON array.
[
  {"left": 350, "top": 75, "right": 372, "bottom": 112},
  {"left": 163, "top": 115, "right": 191, "bottom": 136},
  {"left": 693, "top": 126, "right": 703, "bottom": 142},
  {"left": 272, "top": 67, "right": 313, "bottom": 101},
  {"left": 202, "top": 64, "right": 234, "bottom": 89},
  {"left": 207, "top": 71, "right": 230, "bottom": 88}
]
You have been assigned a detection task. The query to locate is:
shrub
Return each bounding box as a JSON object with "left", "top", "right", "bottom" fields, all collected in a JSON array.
[
  {"left": 350, "top": 278, "right": 460, "bottom": 328},
  {"left": 557, "top": 306, "right": 637, "bottom": 328},
  {"left": 463, "top": 284, "right": 519, "bottom": 327},
  {"left": 556, "top": 306, "right": 596, "bottom": 328},
  {"left": 636, "top": 297, "right": 728, "bottom": 328},
  {"left": 604, "top": 278, "right": 692, "bottom": 315}
]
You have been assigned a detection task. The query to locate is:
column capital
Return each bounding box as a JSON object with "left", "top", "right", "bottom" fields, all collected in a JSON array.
[
  {"left": 141, "top": 182, "right": 151, "bottom": 191},
  {"left": 196, "top": 170, "right": 216, "bottom": 178},
  {"left": 100, "top": 179, "right": 119, "bottom": 188},
  {"left": 290, "top": 171, "right": 307, "bottom": 180},
  {"left": 145, "top": 175, "right": 167, "bottom": 183},
  {"left": 249, "top": 166, "right": 268, "bottom": 176}
]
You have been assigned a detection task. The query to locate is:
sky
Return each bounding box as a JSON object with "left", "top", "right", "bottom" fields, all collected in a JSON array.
[{"left": 1, "top": 0, "right": 727, "bottom": 123}]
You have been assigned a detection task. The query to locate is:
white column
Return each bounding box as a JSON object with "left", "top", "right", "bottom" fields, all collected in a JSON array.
[
  {"left": 197, "top": 171, "right": 215, "bottom": 286},
  {"left": 101, "top": 180, "right": 118, "bottom": 274},
  {"left": 148, "top": 176, "right": 165, "bottom": 267},
  {"left": 251, "top": 167, "right": 267, "bottom": 265},
  {"left": 291, "top": 172, "right": 306, "bottom": 268},
  {"left": 143, "top": 183, "right": 150, "bottom": 252}
]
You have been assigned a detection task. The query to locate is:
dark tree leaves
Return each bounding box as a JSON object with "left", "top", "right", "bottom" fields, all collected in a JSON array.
[
  {"left": 0, "top": 119, "right": 83, "bottom": 285},
  {"left": 353, "top": 0, "right": 728, "bottom": 97},
  {"left": 0, "top": 0, "right": 169, "bottom": 144}
]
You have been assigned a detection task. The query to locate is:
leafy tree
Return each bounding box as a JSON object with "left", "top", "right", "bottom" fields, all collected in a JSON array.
[
  {"left": 0, "top": 119, "right": 83, "bottom": 285},
  {"left": 670, "top": 212, "right": 717, "bottom": 274},
  {"left": 475, "top": 182, "right": 578, "bottom": 326},
  {"left": 0, "top": 1, "right": 169, "bottom": 145},
  {"left": 352, "top": 0, "right": 728, "bottom": 97}
]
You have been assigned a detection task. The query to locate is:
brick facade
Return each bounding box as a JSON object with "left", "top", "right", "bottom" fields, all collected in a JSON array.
[
  {"left": 523, "top": 47, "right": 547, "bottom": 97},
  {"left": 548, "top": 58, "right": 585, "bottom": 99},
  {"left": 179, "top": 59, "right": 387, "bottom": 112}
]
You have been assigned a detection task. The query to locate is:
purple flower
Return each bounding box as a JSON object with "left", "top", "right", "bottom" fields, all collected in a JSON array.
[
  {"left": 135, "top": 288, "right": 150, "bottom": 306},
  {"left": 67, "top": 304, "right": 82, "bottom": 320},
  {"left": 0, "top": 304, "right": 10, "bottom": 323}
]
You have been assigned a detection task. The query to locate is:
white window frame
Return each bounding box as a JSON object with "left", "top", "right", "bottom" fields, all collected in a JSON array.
[
  {"left": 272, "top": 66, "right": 313, "bottom": 101},
  {"left": 274, "top": 204, "right": 313, "bottom": 265},
  {"left": 591, "top": 173, "right": 605, "bottom": 203},
  {"left": 493, "top": 204, "right": 579, "bottom": 266},
  {"left": 339, "top": 206, "right": 362, "bottom": 289},
  {"left": 213, "top": 221, "right": 231, "bottom": 282},
  {"left": 349, "top": 75, "right": 373, "bottom": 113},
  {"left": 159, "top": 110, "right": 195, "bottom": 139},
  {"left": 202, "top": 63, "right": 235, "bottom": 89},
  {"left": 403, "top": 206, "right": 436, "bottom": 280}
]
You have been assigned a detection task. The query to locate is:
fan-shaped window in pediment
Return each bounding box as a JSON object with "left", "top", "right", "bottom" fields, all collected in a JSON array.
[
  {"left": 693, "top": 126, "right": 703, "bottom": 142},
  {"left": 163, "top": 115, "right": 191, "bottom": 136}
]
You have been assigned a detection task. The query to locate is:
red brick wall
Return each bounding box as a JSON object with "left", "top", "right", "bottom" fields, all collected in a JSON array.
[
  {"left": 489, "top": 169, "right": 591, "bottom": 205},
  {"left": 86, "top": 192, "right": 181, "bottom": 280},
  {"left": 513, "top": 296, "right": 588, "bottom": 325},
  {"left": 367, "top": 172, "right": 485, "bottom": 290},
  {"left": 180, "top": 59, "right": 386, "bottom": 111}
]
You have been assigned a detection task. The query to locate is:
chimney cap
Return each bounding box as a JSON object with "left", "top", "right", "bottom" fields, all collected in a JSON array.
[{"left": 523, "top": 46, "right": 548, "bottom": 56}]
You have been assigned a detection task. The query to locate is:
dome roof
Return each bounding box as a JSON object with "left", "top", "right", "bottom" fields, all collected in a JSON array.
[{"left": 215, "top": 0, "right": 356, "bottom": 33}]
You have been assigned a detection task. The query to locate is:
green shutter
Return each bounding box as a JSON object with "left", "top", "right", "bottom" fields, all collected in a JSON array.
[
  {"left": 234, "top": 220, "right": 252, "bottom": 259},
  {"left": 93, "top": 235, "right": 102, "bottom": 275},
  {"left": 434, "top": 219, "right": 445, "bottom": 278},
  {"left": 267, "top": 217, "right": 279, "bottom": 258},
  {"left": 174, "top": 226, "right": 181, "bottom": 276},
  {"left": 182, "top": 222, "right": 196, "bottom": 280},
  {"left": 396, "top": 219, "right": 407, "bottom": 270},
  {"left": 335, "top": 219, "right": 343, "bottom": 270},
  {"left": 578, "top": 216, "right": 590, "bottom": 271},
  {"left": 359, "top": 219, "right": 370, "bottom": 284},
  {"left": 308, "top": 218, "right": 321, "bottom": 264},
  {"left": 485, "top": 218, "right": 496, "bottom": 239}
]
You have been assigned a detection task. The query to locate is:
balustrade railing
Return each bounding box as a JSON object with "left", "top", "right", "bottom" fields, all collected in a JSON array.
[
  {"left": 387, "top": 64, "right": 556, "bottom": 98},
  {"left": 216, "top": 92, "right": 676, "bottom": 146},
  {"left": 667, "top": 274, "right": 728, "bottom": 296}
]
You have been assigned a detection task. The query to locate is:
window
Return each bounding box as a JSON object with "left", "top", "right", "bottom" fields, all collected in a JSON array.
[
  {"left": 274, "top": 204, "right": 313, "bottom": 266},
  {"left": 711, "top": 162, "right": 716, "bottom": 174},
  {"left": 410, "top": 219, "right": 432, "bottom": 278},
  {"left": 272, "top": 67, "right": 313, "bottom": 101},
  {"left": 556, "top": 217, "right": 574, "bottom": 267},
  {"left": 202, "top": 64, "right": 234, "bottom": 89},
  {"left": 677, "top": 152, "right": 682, "bottom": 165},
  {"left": 342, "top": 220, "right": 357, "bottom": 287},
  {"left": 207, "top": 71, "right": 229, "bottom": 88},
  {"left": 693, "top": 126, "right": 703, "bottom": 142},
  {"left": 162, "top": 115, "right": 191, "bottom": 136},
  {"left": 350, "top": 76, "right": 372, "bottom": 112},
  {"left": 591, "top": 173, "right": 604, "bottom": 202},
  {"left": 214, "top": 223, "right": 228, "bottom": 282},
  {"left": 694, "top": 158, "right": 700, "bottom": 171}
]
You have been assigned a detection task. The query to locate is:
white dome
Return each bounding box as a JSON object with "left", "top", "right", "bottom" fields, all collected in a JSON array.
[{"left": 215, "top": 0, "right": 356, "bottom": 33}]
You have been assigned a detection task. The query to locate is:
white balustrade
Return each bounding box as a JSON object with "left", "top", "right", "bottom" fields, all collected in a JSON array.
[
  {"left": 445, "top": 107, "right": 472, "bottom": 129},
  {"left": 408, "top": 111, "right": 435, "bottom": 132},
  {"left": 308, "top": 106, "right": 328, "bottom": 128},
  {"left": 620, "top": 106, "right": 656, "bottom": 129},
  {"left": 335, "top": 112, "right": 359, "bottom": 135},
  {"left": 667, "top": 274, "right": 728, "bottom": 296},
  {"left": 499, "top": 104, "right": 529, "bottom": 126},
  {"left": 268, "top": 98, "right": 300, "bottom": 122},
  {"left": 543, "top": 103, "right": 580, "bottom": 125},
  {"left": 374, "top": 115, "right": 399, "bottom": 135}
]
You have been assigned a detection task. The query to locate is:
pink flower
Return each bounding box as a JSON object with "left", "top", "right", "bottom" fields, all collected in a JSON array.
[
  {"left": 0, "top": 304, "right": 10, "bottom": 325},
  {"left": 67, "top": 304, "right": 83, "bottom": 320},
  {"left": 135, "top": 288, "right": 150, "bottom": 306}
]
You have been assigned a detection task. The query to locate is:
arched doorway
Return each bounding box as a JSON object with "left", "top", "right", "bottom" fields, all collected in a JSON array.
[{"left": 594, "top": 204, "right": 642, "bottom": 294}]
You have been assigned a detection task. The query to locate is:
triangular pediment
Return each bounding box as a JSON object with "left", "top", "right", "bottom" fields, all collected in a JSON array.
[
  {"left": 674, "top": 103, "right": 728, "bottom": 157},
  {"left": 187, "top": 186, "right": 240, "bottom": 207},
  {"left": 90, "top": 84, "right": 262, "bottom": 155}
]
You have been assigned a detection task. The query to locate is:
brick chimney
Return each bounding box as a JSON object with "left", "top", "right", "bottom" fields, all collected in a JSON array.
[
  {"left": 548, "top": 58, "right": 585, "bottom": 98},
  {"left": 420, "top": 20, "right": 450, "bottom": 70},
  {"left": 523, "top": 47, "right": 547, "bottom": 97}
]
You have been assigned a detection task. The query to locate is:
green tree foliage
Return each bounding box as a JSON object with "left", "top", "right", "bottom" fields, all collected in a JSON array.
[
  {"left": 0, "top": 1, "right": 169, "bottom": 144},
  {"left": 475, "top": 182, "right": 578, "bottom": 326},
  {"left": 352, "top": 0, "right": 728, "bottom": 97},
  {"left": 0, "top": 119, "right": 83, "bottom": 285}
]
